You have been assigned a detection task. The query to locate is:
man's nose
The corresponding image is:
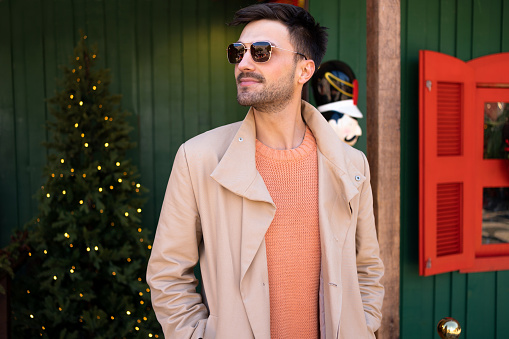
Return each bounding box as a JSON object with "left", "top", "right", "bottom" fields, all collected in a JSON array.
[{"left": 238, "top": 48, "right": 255, "bottom": 71}]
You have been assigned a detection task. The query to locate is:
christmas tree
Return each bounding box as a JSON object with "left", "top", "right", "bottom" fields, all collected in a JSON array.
[{"left": 8, "top": 33, "right": 162, "bottom": 338}]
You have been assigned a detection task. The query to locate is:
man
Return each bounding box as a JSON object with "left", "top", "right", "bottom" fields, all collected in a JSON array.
[{"left": 147, "top": 3, "right": 384, "bottom": 339}]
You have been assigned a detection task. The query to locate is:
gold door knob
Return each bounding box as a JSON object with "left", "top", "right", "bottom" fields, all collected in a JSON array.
[{"left": 437, "top": 317, "right": 461, "bottom": 339}]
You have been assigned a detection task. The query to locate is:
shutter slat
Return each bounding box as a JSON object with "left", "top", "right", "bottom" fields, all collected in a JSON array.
[{"left": 436, "top": 183, "right": 463, "bottom": 257}]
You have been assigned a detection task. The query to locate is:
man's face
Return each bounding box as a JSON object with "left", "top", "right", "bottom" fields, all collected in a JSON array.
[{"left": 234, "top": 20, "right": 300, "bottom": 113}]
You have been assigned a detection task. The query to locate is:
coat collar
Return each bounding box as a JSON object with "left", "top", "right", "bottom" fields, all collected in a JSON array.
[{"left": 210, "top": 100, "right": 365, "bottom": 204}]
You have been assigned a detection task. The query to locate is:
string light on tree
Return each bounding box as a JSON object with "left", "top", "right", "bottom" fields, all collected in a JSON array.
[{"left": 8, "top": 32, "right": 162, "bottom": 338}]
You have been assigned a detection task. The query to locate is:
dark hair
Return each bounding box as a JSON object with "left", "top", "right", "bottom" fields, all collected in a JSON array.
[{"left": 229, "top": 3, "right": 328, "bottom": 67}]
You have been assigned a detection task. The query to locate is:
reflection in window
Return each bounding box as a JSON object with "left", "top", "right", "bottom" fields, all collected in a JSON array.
[
  {"left": 484, "top": 102, "right": 509, "bottom": 159},
  {"left": 483, "top": 187, "right": 509, "bottom": 244}
]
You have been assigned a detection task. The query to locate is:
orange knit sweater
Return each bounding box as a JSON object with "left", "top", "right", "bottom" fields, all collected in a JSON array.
[{"left": 255, "top": 126, "right": 320, "bottom": 339}]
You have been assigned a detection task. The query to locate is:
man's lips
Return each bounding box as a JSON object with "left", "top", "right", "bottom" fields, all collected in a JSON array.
[
  {"left": 238, "top": 78, "right": 260, "bottom": 86},
  {"left": 237, "top": 73, "right": 264, "bottom": 87}
]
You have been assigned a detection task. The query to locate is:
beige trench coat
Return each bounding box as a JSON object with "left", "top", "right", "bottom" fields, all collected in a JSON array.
[{"left": 147, "top": 101, "right": 384, "bottom": 339}]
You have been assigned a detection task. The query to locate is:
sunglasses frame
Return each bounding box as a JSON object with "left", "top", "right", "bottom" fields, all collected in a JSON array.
[{"left": 227, "top": 41, "right": 308, "bottom": 64}]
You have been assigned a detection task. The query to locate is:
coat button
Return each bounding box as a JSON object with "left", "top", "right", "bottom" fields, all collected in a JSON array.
[{"left": 355, "top": 175, "right": 361, "bottom": 181}]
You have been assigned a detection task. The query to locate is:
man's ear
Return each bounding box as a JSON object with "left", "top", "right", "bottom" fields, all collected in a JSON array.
[{"left": 297, "top": 60, "right": 316, "bottom": 84}]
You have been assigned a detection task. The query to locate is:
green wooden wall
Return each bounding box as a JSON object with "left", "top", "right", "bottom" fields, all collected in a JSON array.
[
  {"left": 0, "top": 0, "right": 250, "bottom": 247},
  {"left": 0, "top": 0, "right": 368, "bottom": 248},
  {"left": 401, "top": 0, "right": 509, "bottom": 338}
]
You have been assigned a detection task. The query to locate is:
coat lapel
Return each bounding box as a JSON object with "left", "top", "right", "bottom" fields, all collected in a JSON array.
[
  {"left": 210, "top": 108, "right": 275, "bottom": 339},
  {"left": 303, "top": 100, "right": 366, "bottom": 338}
]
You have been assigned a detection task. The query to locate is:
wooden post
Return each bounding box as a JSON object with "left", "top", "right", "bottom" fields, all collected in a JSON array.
[{"left": 366, "top": 0, "right": 401, "bottom": 338}]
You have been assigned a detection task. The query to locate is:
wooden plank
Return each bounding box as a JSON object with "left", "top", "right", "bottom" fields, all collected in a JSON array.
[
  {"left": 456, "top": 0, "right": 473, "bottom": 60},
  {"left": 224, "top": 0, "right": 248, "bottom": 125},
  {"left": 433, "top": 273, "right": 452, "bottom": 327},
  {"left": 197, "top": 1, "right": 211, "bottom": 134},
  {"left": 152, "top": 0, "right": 172, "bottom": 222},
  {"left": 450, "top": 272, "right": 467, "bottom": 333},
  {"left": 366, "top": 0, "right": 400, "bottom": 338},
  {"left": 209, "top": 0, "right": 227, "bottom": 128},
  {"left": 182, "top": 0, "right": 199, "bottom": 140},
  {"left": 466, "top": 272, "right": 496, "bottom": 338},
  {"left": 400, "top": 0, "right": 439, "bottom": 337},
  {"left": 472, "top": 0, "right": 502, "bottom": 58},
  {"left": 496, "top": 270, "right": 509, "bottom": 339},
  {"left": 502, "top": 0, "right": 509, "bottom": 51},
  {"left": 85, "top": 0, "right": 106, "bottom": 69},
  {"left": 117, "top": 0, "right": 138, "bottom": 165},
  {"left": 73, "top": 0, "right": 87, "bottom": 43},
  {"left": 24, "top": 0, "right": 47, "bottom": 219},
  {"left": 104, "top": 0, "right": 120, "bottom": 94},
  {"left": 315, "top": 0, "right": 339, "bottom": 61},
  {"left": 167, "top": 0, "right": 183, "bottom": 166},
  {"left": 136, "top": 0, "right": 155, "bottom": 231},
  {"left": 338, "top": 0, "right": 367, "bottom": 153},
  {"left": 0, "top": 0, "right": 18, "bottom": 250},
  {"left": 11, "top": 0, "right": 31, "bottom": 226},
  {"left": 439, "top": 0, "right": 457, "bottom": 56},
  {"left": 53, "top": 0, "right": 75, "bottom": 67}
]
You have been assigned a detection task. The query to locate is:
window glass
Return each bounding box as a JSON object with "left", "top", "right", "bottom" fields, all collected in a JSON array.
[
  {"left": 484, "top": 102, "right": 509, "bottom": 159},
  {"left": 483, "top": 187, "right": 509, "bottom": 244}
]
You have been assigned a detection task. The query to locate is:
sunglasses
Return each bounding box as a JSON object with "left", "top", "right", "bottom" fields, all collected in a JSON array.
[{"left": 227, "top": 41, "right": 308, "bottom": 64}]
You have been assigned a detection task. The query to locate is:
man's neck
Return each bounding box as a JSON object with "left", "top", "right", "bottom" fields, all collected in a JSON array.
[{"left": 253, "top": 99, "right": 307, "bottom": 150}]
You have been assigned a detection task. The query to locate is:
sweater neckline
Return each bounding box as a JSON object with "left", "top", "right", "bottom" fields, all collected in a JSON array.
[{"left": 255, "top": 126, "right": 316, "bottom": 161}]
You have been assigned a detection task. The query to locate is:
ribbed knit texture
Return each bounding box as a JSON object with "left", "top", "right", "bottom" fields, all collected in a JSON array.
[{"left": 256, "top": 126, "right": 320, "bottom": 339}]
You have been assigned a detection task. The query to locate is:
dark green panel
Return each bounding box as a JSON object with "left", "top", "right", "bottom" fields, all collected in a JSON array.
[
  {"left": 24, "top": 0, "right": 47, "bottom": 220},
  {"left": 338, "top": 0, "right": 367, "bottom": 153},
  {"left": 167, "top": 0, "right": 184, "bottom": 164},
  {"left": 11, "top": 0, "right": 32, "bottom": 224},
  {"left": 209, "top": 0, "right": 228, "bottom": 128},
  {"left": 117, "top": 0, "right": 138, "bottom": 160},
  {"left": 73, "top": 0, "right": 87, "bottom": 42},
  {"left": 0, "top": 0, "right": 18, "bottom": 247},
  {"left": 466, "top": 273, "right": 497, "bottom": 338},
  {"left": 223, "top": 0, "right": 250, "bottom": 125},
  {"left": 152, "top": 0, "right": 171, "bottom": 228},
  {"left": 433, "top": 273, "right": 452, "bottom": 327},
  {"left": 456, "top": 0, "right": 473, "bottom": 60},
  {"left": 311, "top": 0, "right": 339, "bottom": 61},
  {"left": 400, "top": 0, "right": 439, "bottom": 338},
  {"left": 307, "top": 0, "right": 367, "bottom": 154},
  {"left": 136, "top": 0, "right": 156, "bottom": 232},
  {"left": 53, "top": 0, "right": 75, "bottom": 68},
  {"left": 84, "top": 0, "right": 106, "bottom": 69},
  {"left": 182, "top": 0, "right": 200, "bottom": 140},
  {"left": 104, "top": 0, "right": 120, "bottom": 94},
  {"left": 197, "top": 1, "right": 211, "bottom": 135},
  {"left": 439, "top": 0, "right": 457, "bottom": 56},
  {"left": 496, "top": 271, "right": 509, "bottom": 338},
  {"left": 450, "top": 272, "right": 467, "bottom": 333},
  {"left": 472, "top": 0, "right": 502, "bottom": 58},
  {"left": 503, "top": 0, "right": 509, "bottom": 51}
]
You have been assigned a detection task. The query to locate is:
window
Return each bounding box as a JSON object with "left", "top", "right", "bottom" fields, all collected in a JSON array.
[{"left": 419, "top": 50, "right": 509, "bottom": 276}]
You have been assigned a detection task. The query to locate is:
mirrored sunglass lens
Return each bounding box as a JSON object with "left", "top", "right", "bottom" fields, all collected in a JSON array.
[
  {"left": 251, "top": 42, "right": 271, "bottom": 62},
  {"left": 228, "top": 44, "right": 244, "bottom": 63}
]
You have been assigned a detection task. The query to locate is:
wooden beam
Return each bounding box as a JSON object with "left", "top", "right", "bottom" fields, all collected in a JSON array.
[{"left": 366, "top": 0, "right": 401, "bottom": 338}]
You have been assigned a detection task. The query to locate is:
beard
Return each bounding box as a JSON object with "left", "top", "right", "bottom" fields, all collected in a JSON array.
[{"left": 236, "top": 64, "right": 297, "bottom": 114}]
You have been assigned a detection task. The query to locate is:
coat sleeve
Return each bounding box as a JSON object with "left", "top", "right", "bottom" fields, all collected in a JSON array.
[
  {"left": 355, "top": 152, "right": 385, "bottom": 333},
  {"left": 146, "top": 144, "right": 208, "bottom": 339}
]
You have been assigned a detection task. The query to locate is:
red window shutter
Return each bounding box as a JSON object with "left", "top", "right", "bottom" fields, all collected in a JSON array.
[{"left": 419, "top": 50, "right": 476, "bottom": 276}]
